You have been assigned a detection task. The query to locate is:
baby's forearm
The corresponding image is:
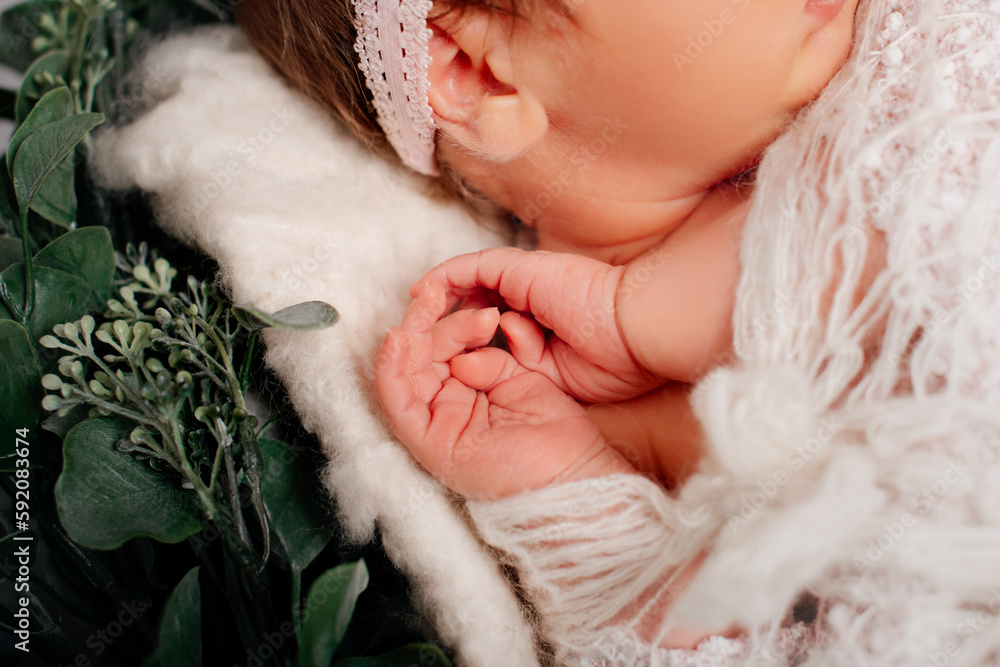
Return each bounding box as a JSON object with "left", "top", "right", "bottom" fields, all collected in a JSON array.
[
  {"left": 586, "top": 383, "right": 706, "bottom": 487},
  {"left": 615, "top": 192, "right": 747, "bottom": 383}
]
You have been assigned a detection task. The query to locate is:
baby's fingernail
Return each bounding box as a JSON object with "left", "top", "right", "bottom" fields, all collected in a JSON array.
[
  {"left": 410, "top": 276, "right": 433, "bottom": 297},
  {"left": 475, "top": 307, "right": 500, "bottom": 326}
]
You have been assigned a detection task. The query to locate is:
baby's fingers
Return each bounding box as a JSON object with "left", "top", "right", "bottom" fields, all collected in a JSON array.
[
  {"left": 451, "top": 347, "right": 528, "bottom": 393},
  {"left": 401, "top": 281, "right": 448, "bottom": 333},
  {"left": 430, "top": 308, "right": 500, "bottom": 364},
  {"left": 500, "top": 311, "right": 547, "bottom": 367},
  {"left": 374, "top": 326, "right": 431, "bottom": 442}
]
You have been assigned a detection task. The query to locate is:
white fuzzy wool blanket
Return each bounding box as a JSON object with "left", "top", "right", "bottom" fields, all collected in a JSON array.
[{"left": 93, "top": 0, "right": 1000, "bottom": 662}]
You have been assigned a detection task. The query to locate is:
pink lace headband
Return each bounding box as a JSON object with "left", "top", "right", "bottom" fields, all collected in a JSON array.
[{"left": 352, "top": 0, "right": 439, "bottom": 176}]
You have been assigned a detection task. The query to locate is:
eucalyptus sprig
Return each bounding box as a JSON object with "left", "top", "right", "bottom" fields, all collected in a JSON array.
[{"left": 38, "top": 249, "right": 283, "bottom": 560}]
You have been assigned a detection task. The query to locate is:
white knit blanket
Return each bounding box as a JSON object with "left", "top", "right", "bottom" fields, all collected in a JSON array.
[{"left": 93, "top": 0, "right": 1000, "bottom": 662}]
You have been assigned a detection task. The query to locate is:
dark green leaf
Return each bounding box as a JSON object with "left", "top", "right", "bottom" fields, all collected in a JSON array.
[
  {"left": 259, "top": 438, "right": 331, "bottom": 573},
  {"left": 30, "top": 155, "right": 77, "bottom": 228},
  {"left": 232, "top": 301, "right": 339, "bottom": 332},
  {"left": 10, "top": 88, "right": 80, "bottom": 229},
  {"left": 15, "top": 51, "right": 70, "bottom": 125},
  {"left": 12, "top": 112, "right": 103, "bottom": 213},
  {"left": 0, "top": 264, "right": 93, "bottom": 348},
  {"left": 40, "top": 403, "right": 89, "bottom": 439},
  {"left": 55, "top": 418, "right": 204, "bottom": 550},
  {"left": 7, "top": 86, "right": 73, "bottom": 175},
  {"left": 299, "top": 560, "right": 370, "bottom": 667},
  {"left": 0, "top": 237, "right": 24, "bottom": 273},
  {"left": 0, "top": 320, "right": 42, "bottom": 442},
  {"left": 155, "top": 567, "right": 202, "bottom": 667},
  {"left": 334, "top": 644, "right": 452, "bottom": 667},
  {"left": 34, "top": 227, "right": 116, "bottom": 305}
]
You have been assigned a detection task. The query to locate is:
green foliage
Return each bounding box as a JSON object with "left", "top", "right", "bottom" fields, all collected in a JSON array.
[
  {"left": 14, "top": 50, "right": 71, "bottom": 124},
  {"left": 153, "top": 567, "right": 203, "bottom": 667},
  {"left": 0, "top": 320, "right": 42, "bottom": 456},
  {"left": 55, "top": 417, "right": 205, "bottom": 549},
  {"left": 300, "top": 561, "right": 370, "bottom": 667},
  {"left": 0, "top": 0, "right": 456, "bottom": 665},
  {"left": 234, "top": 301, "right": 341, "bottom": 332},
  {"left": 0, "top": 263, "right": 92, "bottom": 343}
]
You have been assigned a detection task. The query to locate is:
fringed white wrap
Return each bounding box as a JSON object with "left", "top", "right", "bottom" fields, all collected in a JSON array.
[
  {"left": 92, "top": 0, "right": 1000, "bottom": 661},
  {"left": 471, "top": 0, "right": 1000, "bottom": 664}
]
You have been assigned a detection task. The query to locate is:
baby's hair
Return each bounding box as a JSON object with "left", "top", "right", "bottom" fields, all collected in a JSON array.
[{"left": 234, "top": 0, "right": 561, "bottom": 217}]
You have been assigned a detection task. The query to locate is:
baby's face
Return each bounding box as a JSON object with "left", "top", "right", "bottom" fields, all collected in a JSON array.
[
  {"left": 556, "top": 0, "right": 859, "bottom": 182},
  {"left": 437, "top": 0, "right": 860, "bottom": 257}
]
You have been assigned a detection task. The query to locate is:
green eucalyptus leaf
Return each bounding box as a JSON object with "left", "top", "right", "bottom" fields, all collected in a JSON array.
[
  {"left": 299, "top": 560, "right": 370, "bottom": 667},
  {"left": 0, "top": 237, "right": 24, "bottom": 273},
  {"left": 232, "top": 301, "right": 339, "bottom": 332},
  {"left": 12, "top": 112, "right": 104, "bottom": 213},
  {"left": 155, "top": 567, "right": 202, "bottom": 667},
  {"left": 7, "top": 86, "right": 73, "bottom": 175},
  {"left": 334, "top": 644, "right": 452, "bottom": 667},
  {"left": 40, "top": 403, "right": 89, "bottom": 439},
  {"left": 30, "top": 154, "right": 77, "bottom": 228},
  {"left": 14, "top": 88, "right": 81, "bottom": 228},
  {"left": 55, "top": 417, "right": 204, "bottom": 550},
  {"left": 34, "top": 227, "right": 116, "bottom": 305},
  {"left": 0, "top": 263, "right": 92, "bottom": 350},
  {"left": 0, "top": 320, "right": 43, "bottom": 442},
  {"left": 259, "top": 438, "right": 330, "bottom": 573},
  {"left": 15, "top": 50, "right": 70, "bottom": 125}
]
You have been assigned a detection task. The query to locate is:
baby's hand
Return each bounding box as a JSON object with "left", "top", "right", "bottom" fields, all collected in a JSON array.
[
  {"left": 375, "top": 282, "right": 635, "bottom": 499},
  {"left": 411, "top": 248, "right": 662, "bottom": 403}
]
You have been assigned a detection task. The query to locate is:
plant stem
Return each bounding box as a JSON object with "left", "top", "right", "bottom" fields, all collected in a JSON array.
[{"left": 239, "top": 329, "right": 258, "bottom": 393}]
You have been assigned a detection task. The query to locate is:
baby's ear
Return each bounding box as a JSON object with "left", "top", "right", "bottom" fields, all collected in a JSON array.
[{"left": 427, "top": 11, "right": 547, "bottom": 161}]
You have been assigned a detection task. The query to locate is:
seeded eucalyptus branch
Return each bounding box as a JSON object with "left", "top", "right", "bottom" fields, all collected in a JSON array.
[{"left": 39, "top": 248, "right": 273, "bottom": 558}]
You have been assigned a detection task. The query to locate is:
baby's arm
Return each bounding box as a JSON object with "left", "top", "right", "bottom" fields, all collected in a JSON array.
[
  {"left": 587, "top": 382, "right": 707, "bottom": 489},
  {"left": 410, "top": 248, "right": 664, "bottom": 403},
  {"left": 412, "top": 197, "right": 743, "bottom": 396}
]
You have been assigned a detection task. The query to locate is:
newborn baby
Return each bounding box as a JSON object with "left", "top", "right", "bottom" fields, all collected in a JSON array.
[
  {"left": 362, "top": 0, "right": 862, "bottom": 499},
  {"left": 236, "top": 0, "right": 860, "bottom": 648}
]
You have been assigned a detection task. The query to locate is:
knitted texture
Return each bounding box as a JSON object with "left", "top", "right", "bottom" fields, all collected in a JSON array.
[{"left": 469, "top": 0, "right": 1000, "bottom": 663}]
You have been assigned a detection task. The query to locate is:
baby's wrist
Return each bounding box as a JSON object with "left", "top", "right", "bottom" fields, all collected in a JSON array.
[
  {"left": 553, "top": 444, "right": 638, "bottom": 485},
  {"left": 611, "top": 262, "right": 664, "bottom": 380}
]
